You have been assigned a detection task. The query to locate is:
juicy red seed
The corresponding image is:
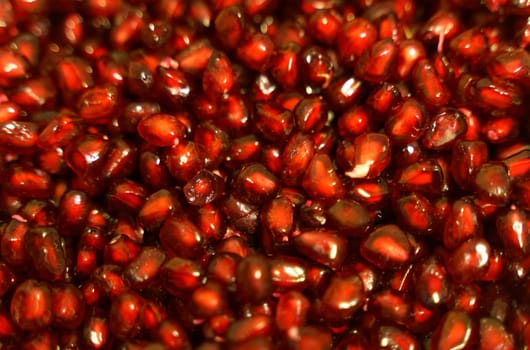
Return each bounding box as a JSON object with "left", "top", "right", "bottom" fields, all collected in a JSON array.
[
  {"left": 77, "top": 85, "right": 119, "bottom": 124},
  {"left": 355, "top": 38, "right": 398, "bottom": 83},
  {"left": 413, "top": 58, "right": 451, "bottom": 108},
  {"left": 137, "top": 113, "right": 187, "bottom": 147},
  {"left": 336, "top": 18, "right": 378, "bottom": 66},
  {"left": 302, "top": 153, "right": 345, "bottom": 201},
  {"left": 361, "top": 224, "right": 412, "bottom": 270},
  {"left": 319, "top": 273, "right": 365, "bottom": 323},
  {"left": 294, "top": 230, "right": 347, "bottom": 270},
  {"left": 183, "top": 169, "right": 225, "bottom": 206},
  {"left": 430, "top": 310, "right": 476, "bottom": 350},
  {"left": 0, "top": 120, "right": 38, "bottom": 154},
  {"left": 343, "top": 133, "right": 391, "bottom": 180},
  {"left": 234, "top": 162, "right": 279, "bottom": 204},
  {"left": 447, "top": 238, "right": 491, "bottom": 284},
  {"left": 386, "top": 98, "right": 428, "bottom": 145},
  {"left": 11, "top": 279, "right": 52, "bottom": 331},
  {"left": 422, "top": 108, "right": 467, "bottom": 150},
  {"left": 159, "top": 215, "right": 205, "bottom": 259}
]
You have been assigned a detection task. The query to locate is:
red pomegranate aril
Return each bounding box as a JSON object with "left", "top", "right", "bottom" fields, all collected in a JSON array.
[
  {"left": 51, "top": 283, "right": 85, "bottom": 330},
  {"left": 0, "top": 101, "right": 21, "bottom": 123},
  {"left": 443, "top": 197, "right": 482, "bottom": 250},
  {"left": 336, "top": 18, "right": 377, "bottom": 67},
  {"left": 370, "top": 289, "right": 411, "bottom": 325},
  {"left": 161, "top": 256, "right": 204, "bottom": 296},
  {"left": 281, "top": 132, "right": 314, "bottom": 186},
  {"left": 0, "top": 120, "right": 38, "bottom": 154},
  {"left": 488, "top": 48, "right": 530, "bottom": 87},
  {"left": 373, "top": 325, "right": 420, "bottom": 349},
  {"left": 123, "top": 246, "right": 166, "bottom": 289},
  {"left": 253, "top": 102, "right": 292, "bottom": 142},
  {"left": 137, "top": 113, "right": 186, "bottom": 147},
  {"left": 423, "top": 107, "right": 467, "bottom": 150},
  {"left": 261, "top": 196, "right": 294, "bottom": 242},
  {"left": 294, "top": 230, "right": 347, "bottom": 270},
  {"left": 93, "top": 264, "right": 129, "bottom": 298},
  {"left": 395, "top": 192, "right": 433, "bottom": 234},
  {"left": 337, "top": 106, "right": 371, "bottom": 140},
  {"left": 77, "top": 84, "right": 119, "bottom": 125},
  {"left": 327, "top": 199, "right": 372, "bottom": 236},
  {"left": 395, "top": 39, "right": 426, "bottom": 81},
  {"left": 473, "top": 162, "right": 511, "bottom": 205},
  {"left": 11, "top": 77, "right": 57, "bottom": 112},
  {"left": 343, "top": 133, "right": 391, "bottom": 180},
  {"left": 451, "top": 140, "right": 489, "bottom": 190},
  {"left": 216, "top": 93, "right": 251, "bottom": 135},
  {"left": 226, "top": 315, "right": 273, "bottom": 344},
  {"left": 414, "top": 255, "right": 450, "bottom": 308},
  {"left": 56, "top": 56, "right": 94, "bottom": 95},
  {"left": 109, "top": 292, "right": 144, "bottom": 341},
  {"left": 269, "top": 255, "right": 308, "bottom": 292},
  {"left": 355, "top": 38, "right": 397, "bottom": 83},
  {"left": 103, "top": 235, "right": 141, "bottom": 267},
  {"left": 11, "top": 279, "right": 52, "bottom": 331},
  {"left": 159, "top": 215, "right": 205, "bottom": 259},
  {"left": 236, "top": 254, "right": 272, "bottom": 304},
  {"left": 276, "top": 291, "right": 310, "bottom": 332},
  {"left": 319, "top": 273, "right": 365, "bottom": 323},
  {"left": 236, "top": 33, "right": 273, "bottom": 72},
  {"left": 350, "top": 179, "right": 390, "bottom": 208},
  {"left": 496, "top": 206, "right": 529, "bottom": 257},
  {"left": 481, "top": 116, "right": 519, "bottom": 144},
  {"left": 479, "top": 317, "right": 515, "bottom": 350},
  {"left": 164, "top": 141, "right": 206, "bottom": 183},
  {"left": 386, "top": 98, "right": 428, "bottom": 145},
  {"left": 302, "top": 153, "right": 345, "bottom": 201},
  {"left": 0, "top": 48, "right": 29, "bottom": 86},
  {"left": 270, "top": 43, "right": 299, "bottom": 90},
  {"left": 448, "top": 237, "right": 491, "bottom": 284},
  {"left": 419, "top": 11, "right": 462, "bottom": 47},
  {"left": 222, "top": 194, "right": 260, "bottom": 233},
  {"left": 25, "top": 226, "right": 66, "bottom": 280},
  {"left": 234, "top": 162, "right": 279, "bottom": 204},
  {"left": 38, "top": 115, "right": 81, "bottom": 149},
  {"left": 413, "top": 58, "right": 451, "bottom": 108},
  {"left": 214, "top": 5, "right": 245, "bottom": 51},
  {"left": 430, "top": 310, "right": 476, "bottom": 350},
  {"left": 99, "top": 137, "right": 136, "bottom": 180},
  {"left": 395, "top": 159, "right": 444, "bottom": 194},
  {"left": 0, "top": 262, "right": 16, "bottom": 297},
  {"left": 361, "top": 224, "right": 412, "bottom": 270},
  {"left": 208, "top": 252, "right": 239, "bottom": 288},
  {"left": 501, "top": 148, "right": 530, "bottom": 180},
  {"left": 203, "top": 51, "right": 236, "bottom": 100},
  {"left": 299, "top": 46, "right": 334, "bottom": 91},
  {"left": 183, "top": 169, "right": 225, "bottom": 206},
  {"left": 82, "top": 309, "right": 109, "bottom": 349}
]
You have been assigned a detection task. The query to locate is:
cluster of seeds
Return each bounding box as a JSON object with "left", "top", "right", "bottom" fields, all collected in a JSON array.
[{"left": 1, "top": 0, "right": 530, "bottom": 349}]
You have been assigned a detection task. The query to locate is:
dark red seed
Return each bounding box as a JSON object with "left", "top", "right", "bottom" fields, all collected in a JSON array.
[
  {"left": 443, "top": 197, "right": 482, "bottom": 250},
  {"left": 294, "top": 230, "right": 347, "bottom": 270},
  {"left": 327, "top": 199, "right": 372, "bottom": 236},
  {"left": 276, "top": 291, "right": 310, "bottom": 332},
  {"left": 355, "top": 38, "right": 397, "bottom": 83},
  {"left": 137, "top": 113, "right": 187, "bottom": 147},
  {"left": 0, "top": 121, "right": 38, "bottom": 154},
  {"left": 413, "top": 59, "right": 451, "bottom": 108},
  {"left": 414, "top": 255, "right": 450, "bottom": 308},
  {"left": 343, "top": 133, "right": 391, "bottom": 180},
  {"left": 236, "top": 254, "right": 272, "bottom": 304},
  {"left": 51, "top": 283, "right": 85, "bottom": 330},
  {"left": 473, "top": 162, "right": 511, "bottom": 205},
  {"left": 361, "top": 224, "right": 412, "bottom": 270},
  {"left": 302, "top": 153, "right": 345, "bottom": 201},
  {"left": 109, "top": 292, "right": 144, "bottom": 340},
  {"left": 447, "top": 238, "right": 491, "bottom": 284},
  {"left": 159, "top": 215, "right": 205, "bottom": 259},
  {"left": 77, "top": 85, "right": 119, "bottom": 124},
  {"left": 11, "top": 279, "right": 52, "bottom": 331},
  {"left": 385, "top": 98, "right": 428, "bottom": 145},
  {"left": 336, "top": 18, "right": 377, "bottom": 67},
  {"left": 234, "top": 162, "right": 279, "bottom": 204},
  {"left": 430, "top": 310, "right": 476, "bottom": 350},
  {"left": 422, "top": 108, "right": 467, "bottom": 150},
  {"left": 319, "top": 273, "right": 365, "bottom": 323}
]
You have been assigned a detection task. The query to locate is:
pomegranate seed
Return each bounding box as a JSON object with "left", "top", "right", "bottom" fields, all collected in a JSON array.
[
  {"left": 51, "top": 283, "right": 86, "bottom": 330},
  {"left": 159, "top": 215, "right": 205, "bottom": 259},
  {"left": 294, "top": 230, "right": 347, "bottom": 270},
  {"left": 336, "top": 18, "right": 377, "bottom": 67},
  {"left": 343, "top": 133, "right": 391, "bottom": 179},
  {"left": 447, "top": 237, "right": 491, "bottom": 284},
  {"left": 137, "top": 113, "right": 187, "bottom": 147},
  {"left": 236, "top": 254, "right": 272, "bottom": 304},
  {"left": 77, "top": 85, "right": 119, "bottom": 125},
  {"left": 413, "top": 58, "right": 451, "bottom": 108},
  {"left": 395, "top": 192, "right": 433, "bottom": 234},
  {"left": 327, "top": 199, "right": 371, "bottom": 236},
  {"left": 11, "top": 279, "right": 52, "bottom": 330},
  {"left": 236, "top": 33, "right": 273, "bottom": 72},
  {"left": 443, "top": 197, "right": 482, "bottom": 250},
  {"left": 355, "top": 38, "right": 397, "bottom": 83},
  {"left": 473, "top": 162, "right": 511, "bottom": 205},
  {"left": 276, "top": 291, "right": 310, "bottom": 332},
  {"left": 430, "top": 310, "right": 476, "bottom": 349},
  {"left": 0, "top": 120, "right": 38, "bottom": 154},
  {"left": 422, "top": 107, "right": 467, "bottom": 150},
  {"left": 319, "top": 273, "right": 365, "bottom": 323},
  {"left": 361, "top": 224, "right": 412, "bottom": 270},
  {"left": 302, "top": 153, "right": 345, "bottom": 201},
  {"left": 386, "top": 98, "right": 428, "bottom": 145},
  {"left": 419, "top": 11, "right": 462, "bottom": 47},
  {"left": 299, "top": 46, "right": 334, "bottom": 91}
]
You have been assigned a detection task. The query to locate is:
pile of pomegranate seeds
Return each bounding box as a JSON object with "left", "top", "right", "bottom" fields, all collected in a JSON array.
[{"left": 2, "top": 0, "right": 530, "bottom": 348}]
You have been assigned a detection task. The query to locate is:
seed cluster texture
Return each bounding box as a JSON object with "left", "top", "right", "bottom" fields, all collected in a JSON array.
[{"left": 0, "top": 0, "right": 530, "bottom": 349}]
